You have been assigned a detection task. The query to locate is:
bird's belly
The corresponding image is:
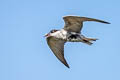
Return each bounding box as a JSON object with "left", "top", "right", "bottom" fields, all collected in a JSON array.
[{"left": 67, "top": 33, "right": 83, "bottom": 42}]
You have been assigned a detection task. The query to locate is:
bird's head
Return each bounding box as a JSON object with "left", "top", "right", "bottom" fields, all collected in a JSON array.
[{"left": 44, "top": 29, "right": 59, "bottom": 37}]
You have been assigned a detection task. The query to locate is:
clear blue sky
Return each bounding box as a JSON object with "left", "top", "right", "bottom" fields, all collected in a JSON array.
[{"left": 0, "top": 0, "right": 120, "bottom": 80}]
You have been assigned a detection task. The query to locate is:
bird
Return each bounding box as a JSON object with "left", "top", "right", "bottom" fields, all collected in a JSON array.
[{"left": 45, "top": 16, "right": 110, "bottom": 68}]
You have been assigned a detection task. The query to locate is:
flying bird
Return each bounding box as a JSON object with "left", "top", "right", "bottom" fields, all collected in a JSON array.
[{"left": 45, "top": 16, "right": 110, "bottom": 68}]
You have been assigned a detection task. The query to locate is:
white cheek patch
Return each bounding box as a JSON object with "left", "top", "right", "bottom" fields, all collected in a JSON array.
[{"left": 51, "top": 31, "right": 60, "bottom": 37}]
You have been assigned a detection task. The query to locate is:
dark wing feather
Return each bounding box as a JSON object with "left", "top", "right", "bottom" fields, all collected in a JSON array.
[
  {"left": 63, "top": 16, "right": 110, "bottom": 33},
  {"left": 46, "top": 37, "right": 69, "bottom": 68}
]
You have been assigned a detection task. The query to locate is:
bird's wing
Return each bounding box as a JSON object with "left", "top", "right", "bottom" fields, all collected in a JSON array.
[
  {"left": 63, "top": 16, "right": 110, "bottom": 33},
  {"left": 46, "top": 37, "right": 69, "bottom": 68}
]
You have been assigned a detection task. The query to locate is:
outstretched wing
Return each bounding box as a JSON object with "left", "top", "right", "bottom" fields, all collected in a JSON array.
[
  {"left": 46, "top": 37, "right": 69, "bottom": 68},
  {"left": 63, "top": 16, "right": 110, "bottom": 33}
]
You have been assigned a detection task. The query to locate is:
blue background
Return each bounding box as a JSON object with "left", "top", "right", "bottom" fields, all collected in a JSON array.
[{"left": 0, "top": 0, "right": 120, "bottom": 80}]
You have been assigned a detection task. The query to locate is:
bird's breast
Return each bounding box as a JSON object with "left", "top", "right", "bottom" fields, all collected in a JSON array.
[
  {"left": 59, "top": 29, "right": 67, "bottom": 40},
  {"left": 52, "top": 29, "right": 67, "bottom": 40}
]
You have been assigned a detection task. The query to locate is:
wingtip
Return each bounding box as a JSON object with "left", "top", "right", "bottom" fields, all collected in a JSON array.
[
  {"left": 62, "top": 60, "right": 70, "bottom": 68},
  {"left": 65, "top": 64, "right": 70, "bottom": 68},
  {"left": 105, "top": 22, "right": 111, "bottom": 24}
]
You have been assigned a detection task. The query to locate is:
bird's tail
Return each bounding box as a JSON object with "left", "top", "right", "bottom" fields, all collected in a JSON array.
[{"left": 82, "top": 38, "right": 98, "bottom": 45}]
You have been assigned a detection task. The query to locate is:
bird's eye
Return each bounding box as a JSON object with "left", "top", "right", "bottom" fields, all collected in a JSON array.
[{"left": 50, "top": 30, "right": 54, "bottom": 33}]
